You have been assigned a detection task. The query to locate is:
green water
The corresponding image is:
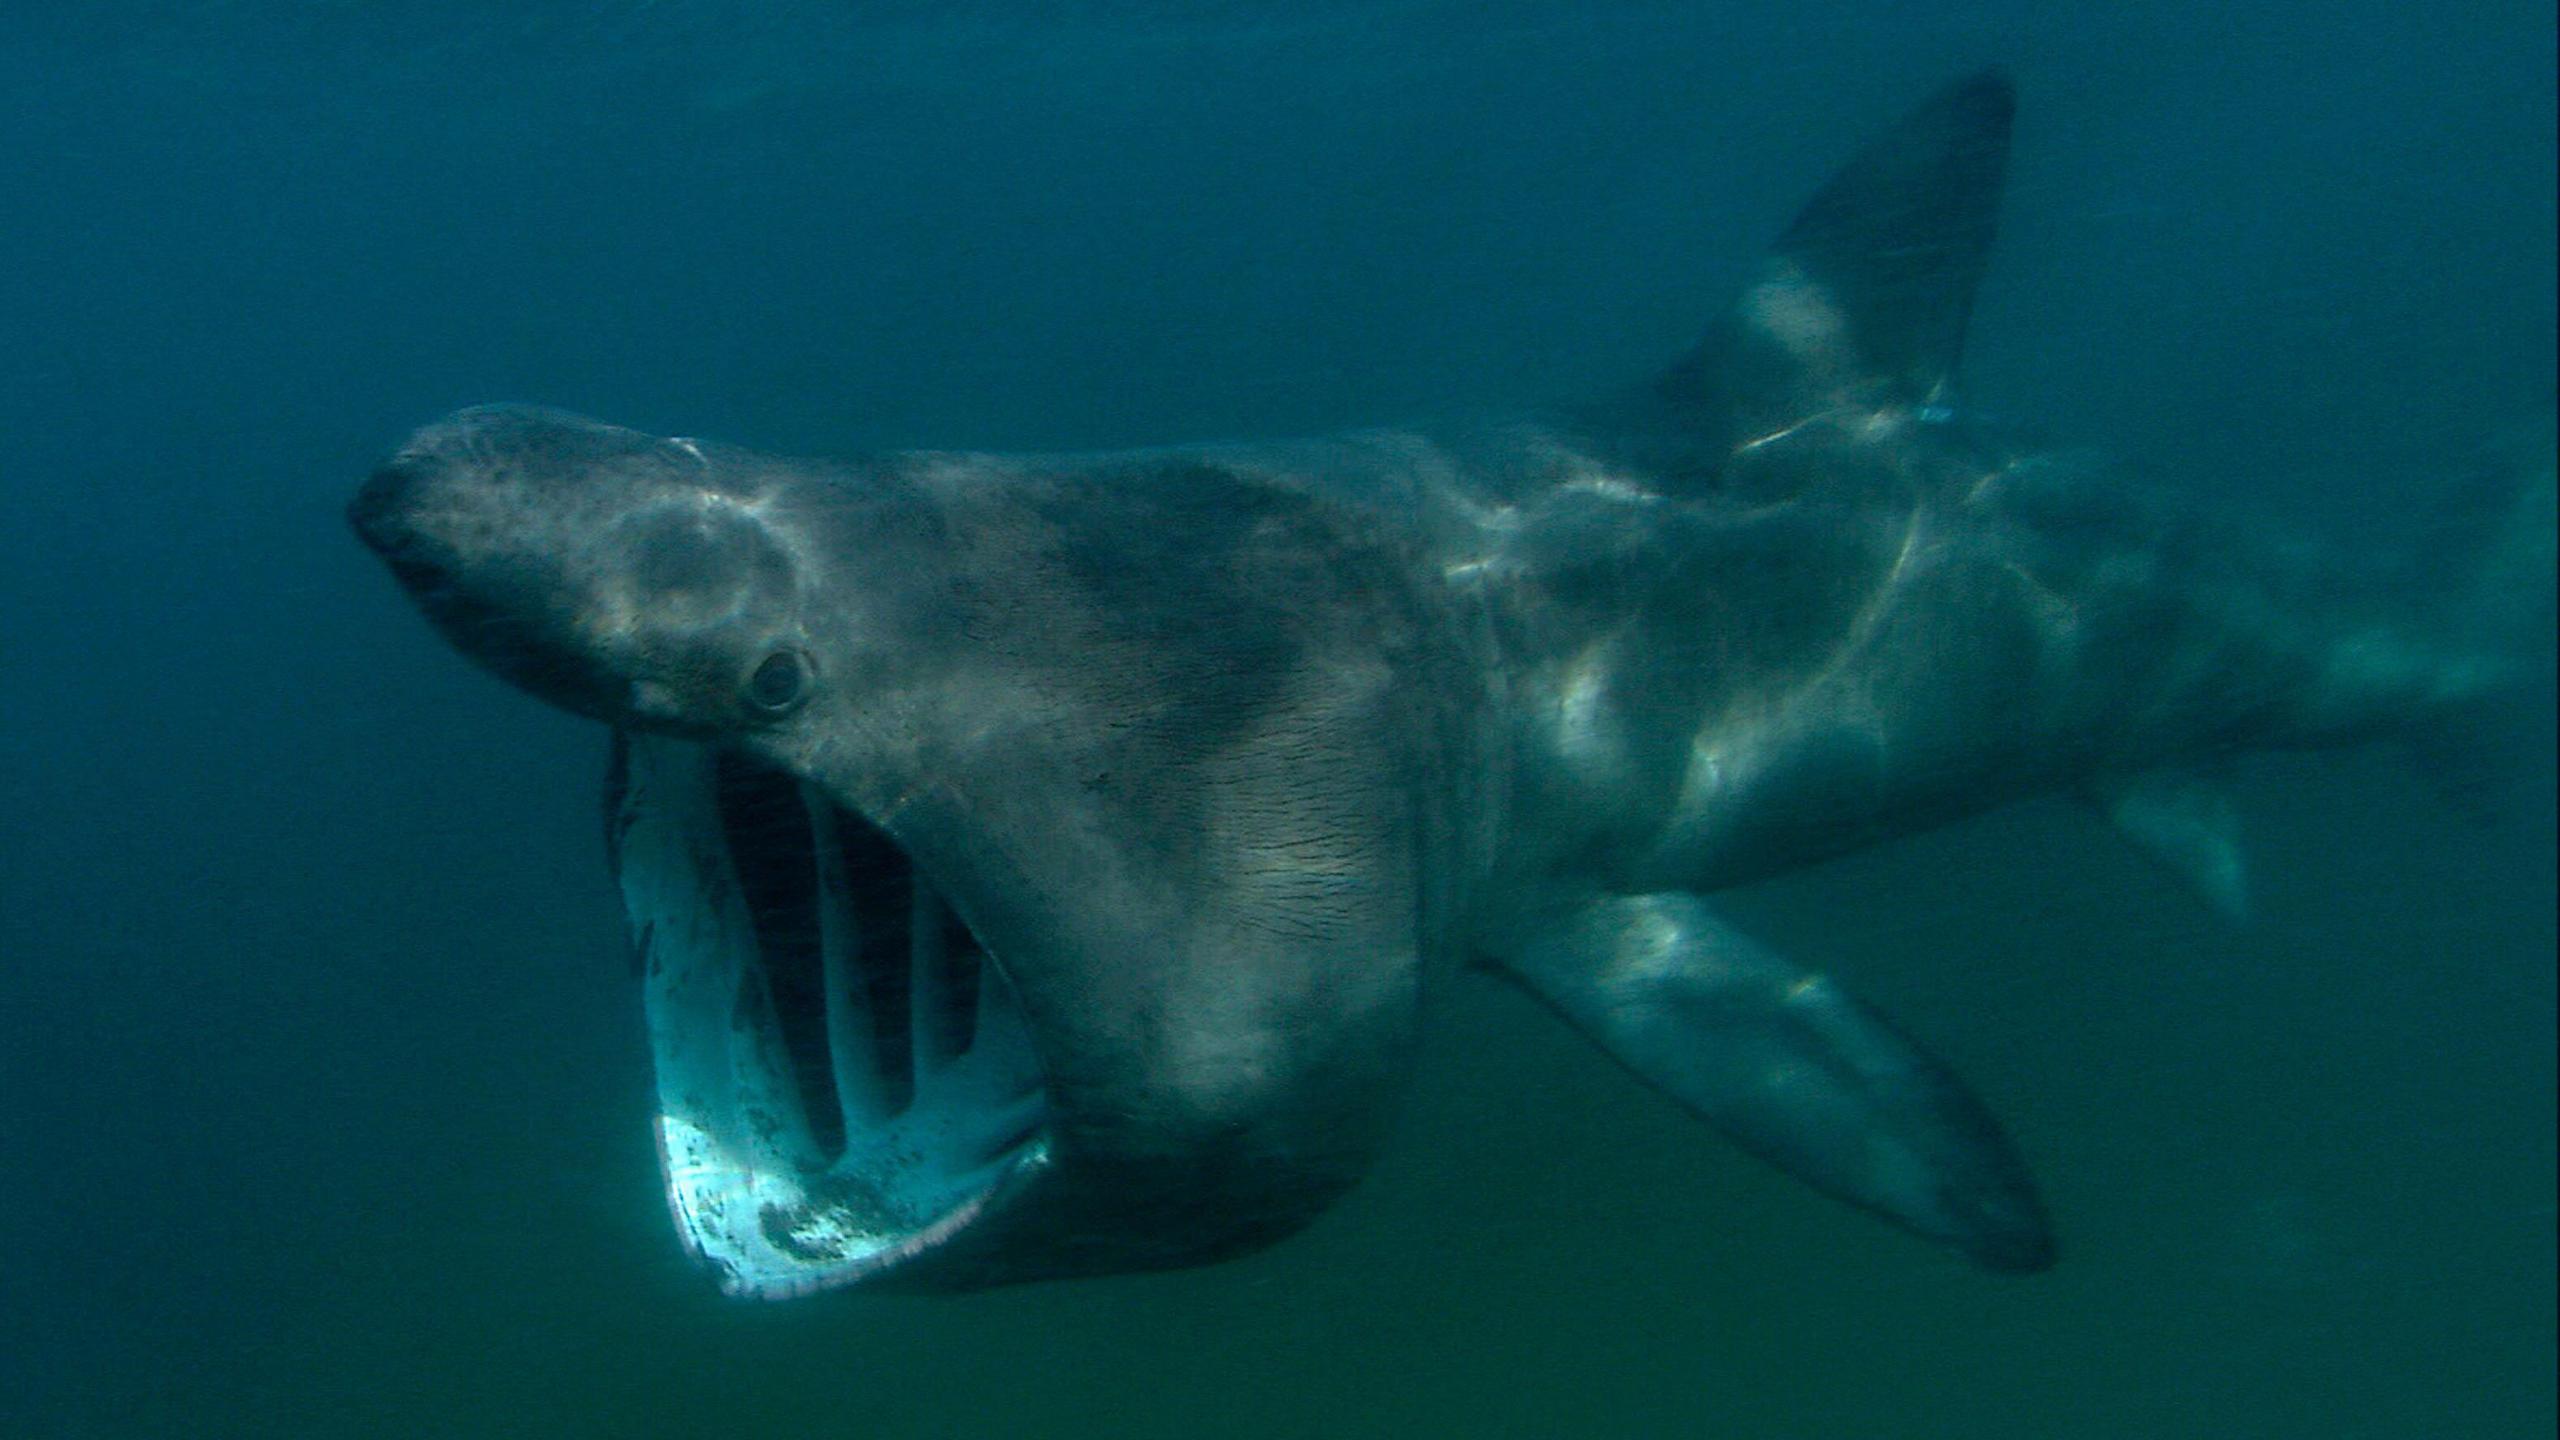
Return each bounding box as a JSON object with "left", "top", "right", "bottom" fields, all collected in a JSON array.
[{"left": 1, "top": 4, "right": 2550, "bottom": 1436}]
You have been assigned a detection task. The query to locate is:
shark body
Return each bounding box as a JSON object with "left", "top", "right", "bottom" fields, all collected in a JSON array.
[{"left": 350, "top": 71, "right": 2549, "bottom": 1297}]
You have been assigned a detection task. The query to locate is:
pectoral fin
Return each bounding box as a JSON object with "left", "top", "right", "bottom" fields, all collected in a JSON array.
[
  {"left": 2091, "top": 767, "right": 2248, "bottom": 921},
  {"left": 1487, "top": 891, "right": 2054, "bottom": 1272}
]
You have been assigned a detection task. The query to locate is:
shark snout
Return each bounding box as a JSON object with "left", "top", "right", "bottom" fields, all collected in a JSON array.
[
  {"left": 349, "top": 433, "right": 633, "bottom": 722},
  {"left": 349, "top": 403, "right": 603, "bottom": 604},
  {"left": 348, "top": 456, "right": 440, "bottom": 578}
]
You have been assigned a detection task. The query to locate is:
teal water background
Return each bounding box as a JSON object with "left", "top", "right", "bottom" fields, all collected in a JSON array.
[{"left": 1, "top": 4, "right": 2551, "bottom": 1436}]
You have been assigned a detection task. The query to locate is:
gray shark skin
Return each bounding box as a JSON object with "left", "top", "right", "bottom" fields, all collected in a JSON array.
[{"left": 350, "top": 71, "right": 2552, "bottom": 1298}]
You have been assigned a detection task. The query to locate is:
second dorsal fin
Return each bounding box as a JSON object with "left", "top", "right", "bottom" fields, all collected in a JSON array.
[{"left": 1656, "top": 68, "right": 2015, "bottom": 452}]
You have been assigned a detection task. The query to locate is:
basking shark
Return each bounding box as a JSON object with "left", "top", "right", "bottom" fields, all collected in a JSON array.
[{"left": 351, "top": 71, "right": 2552, "bottom": 1297}]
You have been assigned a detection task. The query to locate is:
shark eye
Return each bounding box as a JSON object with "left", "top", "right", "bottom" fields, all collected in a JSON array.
[{"left": 743, "top": 649, "right": 811, "bottom": 717}]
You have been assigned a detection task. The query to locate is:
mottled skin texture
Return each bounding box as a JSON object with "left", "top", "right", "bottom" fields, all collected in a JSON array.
[
  {"left": 351, "top": 72, "right": 2540, "bottom": 1289},
  {"left": 363, "top": 414, "right": 1476, "bottom": 1281}
]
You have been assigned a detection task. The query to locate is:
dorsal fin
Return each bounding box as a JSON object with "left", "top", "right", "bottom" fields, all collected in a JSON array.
[{"left": 1655, "top": 69, "right": 2015, "bottom": 451}]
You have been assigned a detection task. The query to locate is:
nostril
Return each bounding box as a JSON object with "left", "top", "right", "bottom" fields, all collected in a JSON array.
[
  {"left": 348, "top": 460, "right": 464, "bottom": 602},
  {"left": 348, "top": 459, "right": 425, "bottom": 556},
  {"left": 382, "top": 550, "right": 450, "bottom": 596}
]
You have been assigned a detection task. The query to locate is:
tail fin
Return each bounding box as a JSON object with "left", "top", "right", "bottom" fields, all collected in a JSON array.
[
  {"left": 2445, "top": 422, "right": 2557, "bottom": 669},
  {"left": 2408, "top": 423, "right": 2557, "bottom": 825},
  {"left": 1651, "top": 69, "right": 2015, "bottom": 457}
]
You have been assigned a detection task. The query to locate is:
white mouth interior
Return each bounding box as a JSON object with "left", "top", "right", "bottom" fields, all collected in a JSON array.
[{"left": 611, "top": 735, "right": 1051, "bottom": 1298}]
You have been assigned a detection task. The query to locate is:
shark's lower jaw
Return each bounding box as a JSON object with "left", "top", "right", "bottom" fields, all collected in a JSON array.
[{"left": 611, "top": 735, "right": 1052, "bottom": 1299}]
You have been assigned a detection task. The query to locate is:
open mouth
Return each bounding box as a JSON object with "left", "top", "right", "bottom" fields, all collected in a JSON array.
[{"left": 608, "top": 734, "right": 1052, "bottom": 1298}]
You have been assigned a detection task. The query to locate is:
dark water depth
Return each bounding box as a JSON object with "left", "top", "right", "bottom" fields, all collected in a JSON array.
[{"left": 1, "top": 4, "right": 2551, "bottom": 1436}]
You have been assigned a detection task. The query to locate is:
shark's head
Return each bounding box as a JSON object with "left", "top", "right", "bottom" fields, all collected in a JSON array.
[
  {"left": 353, "top": 404, "right": 1445, "bottom": 1295},
  {"left": 349, "top": 404, "right": 821, "bottom": 736}
]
